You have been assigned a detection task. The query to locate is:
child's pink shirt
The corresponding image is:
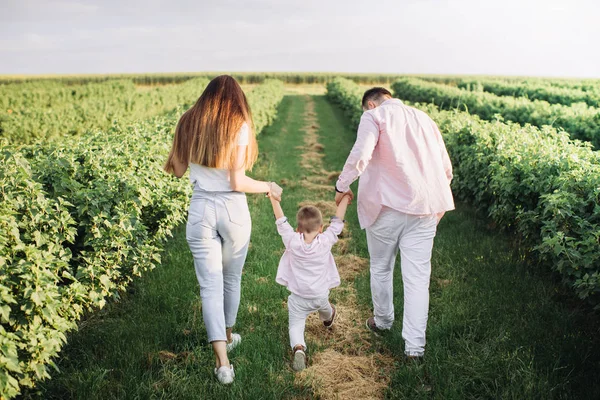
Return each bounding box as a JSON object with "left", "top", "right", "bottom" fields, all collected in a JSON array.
[{"left": 275, "top": 216, "right": 343, "bottom": 299}]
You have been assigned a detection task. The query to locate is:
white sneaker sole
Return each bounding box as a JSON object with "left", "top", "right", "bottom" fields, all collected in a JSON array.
[{"left": 292, "top": 351, "right": 306, "bottom": 371}]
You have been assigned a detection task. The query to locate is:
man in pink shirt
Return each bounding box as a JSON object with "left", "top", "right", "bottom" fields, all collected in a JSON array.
[{"left": 334, "top": 87, "right": 454, "bottom": 359}]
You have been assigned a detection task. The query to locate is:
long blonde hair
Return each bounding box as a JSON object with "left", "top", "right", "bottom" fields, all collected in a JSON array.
[{"left": 164, "top": 75, "right": 258, "bottom": 173}]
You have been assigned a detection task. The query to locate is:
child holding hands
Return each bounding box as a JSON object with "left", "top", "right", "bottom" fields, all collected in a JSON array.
[{"left": 269, "top": 194, "right": 351, "bottom": 371}]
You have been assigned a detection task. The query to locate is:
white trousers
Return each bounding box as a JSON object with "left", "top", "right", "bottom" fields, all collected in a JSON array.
[
  {"left": 287, "top": 293, "right": 333, "bottom": 350},
  {"left": 366, "top": 207, "right": 437, "bottom": 357},
  {"left": 186, "top": 190, "right": 251, "bottom": 343}
]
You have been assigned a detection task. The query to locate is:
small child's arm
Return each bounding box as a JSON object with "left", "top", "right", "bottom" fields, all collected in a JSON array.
[
  {"left": 335, "top": 194, "right": 351, "bottom": 220},
  {"left": 270, "top": 196, "right": 285, "bottom": 220},
  {"left": 322, "top": 194, "right": 351, "bottom": 243},
  {"left": 270, "top": 196, "right": 295, "bottom": 248}
]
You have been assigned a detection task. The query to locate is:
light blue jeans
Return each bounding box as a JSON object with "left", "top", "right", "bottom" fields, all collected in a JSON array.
[{"left": 186, "top": 189, "right": 251, "bottom": 343}]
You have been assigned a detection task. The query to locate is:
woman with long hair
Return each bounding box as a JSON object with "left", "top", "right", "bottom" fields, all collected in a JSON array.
[{"left": 164, "top": 75, "right": 283, "bottom": 384}]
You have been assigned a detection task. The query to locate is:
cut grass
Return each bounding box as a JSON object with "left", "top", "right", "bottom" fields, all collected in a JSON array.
[
  {"left": 297, "top": 349, "right": 393, "bottom": 400},
  {"left": 31, "top": 93, "right": 600, "bottom": 400},
  {"left": 290, "top": 95, "right": 393, "bottom": 398}
]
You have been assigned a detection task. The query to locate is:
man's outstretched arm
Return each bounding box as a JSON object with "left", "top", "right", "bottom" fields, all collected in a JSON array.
[{"left": 335, "top": 112, "right": 379, "bottom": 204}]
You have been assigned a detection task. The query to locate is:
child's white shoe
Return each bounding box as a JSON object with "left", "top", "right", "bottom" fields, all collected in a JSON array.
[
  {"left": 226, "top": 333, "right": 241, "bottom": 352},
  {"left": 214, "top": 364, "right": 235, "bottom": 384},
  {"left": 292, "top": 349, "right": 306, "bottom": 371}
]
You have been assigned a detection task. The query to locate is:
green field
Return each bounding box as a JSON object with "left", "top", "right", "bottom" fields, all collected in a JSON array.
[{"left": 2, "top": 74, "right": 600, "bottom": 399}]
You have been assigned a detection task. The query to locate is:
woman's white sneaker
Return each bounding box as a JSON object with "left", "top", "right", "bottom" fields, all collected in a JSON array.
[
  {"left": 214, "top": 365, "right": 235, "bottom": 384},
  {"left": 226, "top": 333, "right": 241, "bottom": 352}
]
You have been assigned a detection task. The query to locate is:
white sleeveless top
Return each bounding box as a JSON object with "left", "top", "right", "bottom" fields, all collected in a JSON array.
[{"left": 189, "top": 123, "right": 250, "bottom": 192}]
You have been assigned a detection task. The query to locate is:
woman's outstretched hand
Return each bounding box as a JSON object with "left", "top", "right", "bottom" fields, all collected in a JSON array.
[{"left": 268, "top": 182, "right": 283, "bottom": 201}]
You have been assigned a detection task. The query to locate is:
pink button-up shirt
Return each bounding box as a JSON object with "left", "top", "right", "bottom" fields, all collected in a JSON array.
[
  {"left": 336, "top": 99, "right": 455, "bottom": 229},
  {"left": 275, "top": 216, "right": 343, "bottom": 299}
]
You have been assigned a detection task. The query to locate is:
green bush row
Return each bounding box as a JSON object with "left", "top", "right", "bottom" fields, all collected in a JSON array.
[
  {"left": 0, "top": 78, "right": 210, "bottom": 144},
  {"left": 325, "top": 77, "right": 365, "bottom": 127},
  {"left": 450, "top": 78, "right": 600, "bottom": 108},
  {"left": 421, "top": 75, "right": 600, "bottom": 92},
  {"left": 326, "top": 77, "right": 600, "bottom": 308},
  {"left": 246, "top": 79, "right": 285, "bottom": 133},
  {"left": 0, "top": 79, "right": 285, "bottom": 399},
  {"left": 392, "top": 78, "right": 600, "bottom": 149}
]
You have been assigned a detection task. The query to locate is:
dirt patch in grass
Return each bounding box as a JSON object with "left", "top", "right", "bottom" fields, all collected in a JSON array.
[
  {"left": 300, "top": 180, "right": 334, "bottom": 195},
  {"left": 299, "top": 99, "right": 325, "bottom": 174},
  {"left": 327, "top": 171, "right": 341, "bottom": 182},
  {"left": 335, "top": 254, "right": 369, "bottom": 281},
  {"left": 148, "top": 350, "right": 196, "bottom": 367},
  {"left": 304, "top": 290, "right": 374, "bottom": 355},
  {"left": 334, "top": 238, "right": 350, "bottom": 255},
  {"left": 294, "top": 96, "right": 392, "bottom": 400},
  {"left": 280, "top": 178, "right": 300, "bottom": 190},
  {"left": 296, "top": 349, "right": 393, "bottom": 400},
  {"left": 300, "top": 151, "right": 325, "bottom": 172},
  {"left": 306, "top": 171, "right": 340, "bottom": 185},
  {"left": 337, "top": 225, "right": 351, "bottom": 239},
  {"left": 305, "top": 304, "right": 372, "bottom": 355},
  {"left": 436, "top": 278, "right": 452, "bottom": 287}
]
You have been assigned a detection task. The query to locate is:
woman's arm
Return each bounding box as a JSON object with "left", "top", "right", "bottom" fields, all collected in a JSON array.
[
  {"left": 230, "top": 145, "right": 282, "bottom": 200},
  {"left": 165, "top": 154, "right": 188, "bottom": 178},
  {"left": 270, "top": 196, "right": 296, "bottom": 248}
]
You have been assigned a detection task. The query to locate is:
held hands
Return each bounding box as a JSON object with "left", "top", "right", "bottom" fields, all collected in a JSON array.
[
  {"left": 267, "top": 182, "right": 283, "bottom": 202},
  {"left": 335, "top": 188, "right": 354, "bottom": 206}
]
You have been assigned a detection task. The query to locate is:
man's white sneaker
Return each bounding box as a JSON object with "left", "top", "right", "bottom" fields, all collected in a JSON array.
[
  {"left": 214, "top": 365, "right": 235, "bottom": 384},
  {"left": 226, "top": 333, "right": 241, "bottom": 352}
]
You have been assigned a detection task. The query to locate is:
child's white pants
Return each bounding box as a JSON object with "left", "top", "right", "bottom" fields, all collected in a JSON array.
[{"left": 287, "top": 293, "right": 333, "bottom": 349}]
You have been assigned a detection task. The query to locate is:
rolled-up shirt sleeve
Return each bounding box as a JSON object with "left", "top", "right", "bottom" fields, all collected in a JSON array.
[
  {"left": 275, "top": 216, "right": 296, "bottom": 248},
  {"left": 336, "top": 112, "right": 380, "bottom": 193}
]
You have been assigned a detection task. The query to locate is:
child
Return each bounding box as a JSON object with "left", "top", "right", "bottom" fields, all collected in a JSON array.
[{"left": 269, "top": 194, "right": 351, "bottom": 371}]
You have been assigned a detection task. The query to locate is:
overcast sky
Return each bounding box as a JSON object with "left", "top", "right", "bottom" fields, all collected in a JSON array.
[{"left": 1, "top": 0, "right": 599, "bottom": 77}]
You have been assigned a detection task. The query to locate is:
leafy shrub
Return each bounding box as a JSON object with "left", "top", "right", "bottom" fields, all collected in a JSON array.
[
  {"left": 246, "top": 79, "right": 285, "bottom": 133},
  {"left": 0, "top": 78, "right": 210, "bottom": 144},
  {"left": 326, "top": 77, "right": 364, "bottom": 127},
  {"left": 392, "top": 78, "right": 600, "bottom": 149},
  {"left": 454, "top": 78, "right": 600, "bottom": 107},
  {"left": 0, "top": 79, "right": 285, "bottom": 398}
]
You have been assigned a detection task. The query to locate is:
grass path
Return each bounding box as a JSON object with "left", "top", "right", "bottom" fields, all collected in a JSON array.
[
  {"left": 289, "top": 96, "right": 393, "bottom": 399},
  {"left": 33, "top": 94, "right": 600, "bottom": 399}
]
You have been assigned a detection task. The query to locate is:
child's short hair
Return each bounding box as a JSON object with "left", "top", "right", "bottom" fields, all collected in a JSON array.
[{"left": 296, "top": 206, "right": 323, "bottom": 233}]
